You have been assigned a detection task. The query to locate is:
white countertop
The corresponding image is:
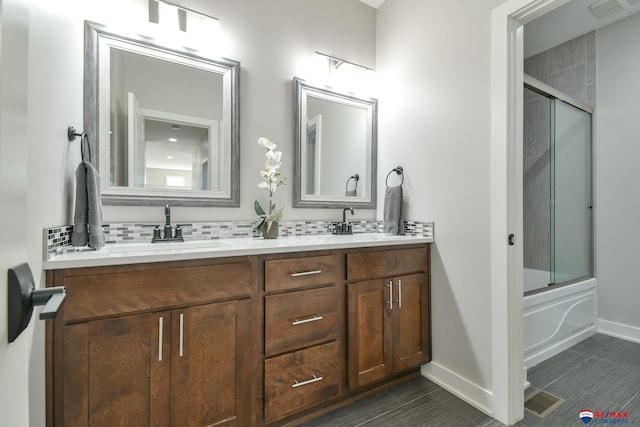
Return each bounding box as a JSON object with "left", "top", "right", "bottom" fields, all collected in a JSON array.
[{"left": 44, "top": 233, "right": 434, "bottom": 270}]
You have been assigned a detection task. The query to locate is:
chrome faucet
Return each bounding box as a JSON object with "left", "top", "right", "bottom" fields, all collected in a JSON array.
[
  {"left": 151, "top": 204, "right": 185, "bottom": 243},
  {"left": 164, "top": 204, "right": 172, "bottom": 239},
  {"left": 343, "top": 207, "right": 354, "bottom": 223},
  {"left": 335, "top": 207, "right": 354, "bottom": 235}
]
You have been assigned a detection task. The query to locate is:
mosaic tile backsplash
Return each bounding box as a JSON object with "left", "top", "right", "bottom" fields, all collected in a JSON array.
[{"left": 45, "top": 220, "right": 434, "bottom": 258}]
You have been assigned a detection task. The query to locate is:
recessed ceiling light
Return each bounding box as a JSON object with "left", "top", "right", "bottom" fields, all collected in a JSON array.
[
  {"left": 168, "top": 137, "right": 178, "bottom": 142},
  {"left": 171, "top": 124, "right": 181, "bottom": 131},
  {"left": 166, "top": 155, "right": 174, "bottom": 159}
]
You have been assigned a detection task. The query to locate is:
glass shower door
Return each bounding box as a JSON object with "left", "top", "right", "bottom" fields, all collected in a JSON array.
[
  {"left": 552, "top": 99, "right": 593, "bottom": 284},
  {"left": 523, "top": 78, "right": 593, "bottom": 294},
  {"left": 523, "top": 87, "right": 552, "bottom": 292}
]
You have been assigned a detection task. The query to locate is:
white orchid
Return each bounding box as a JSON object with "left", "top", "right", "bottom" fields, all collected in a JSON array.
[
  {"left": 265, "top": 150, "right": 282, "bottom": 170},
  {"left": 258, "top": 137, "right": 276, "bottom": 150},
  {"left": 255, "top": 137, "right": 287, "bottom": 234}
]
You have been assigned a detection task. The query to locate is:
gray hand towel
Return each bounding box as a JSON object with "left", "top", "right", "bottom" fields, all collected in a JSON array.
[
  {"left": 71, "top": 162, "right": 105, "bottom": 249},
  {"left": 71, "top": 163, "right": 88, "bottom": 247},
  {"left": 85, "top": 162, "right": 105, "bottom": 249},
  {"left": 383, "top": 185, "right": 403, "bottom": 235}
]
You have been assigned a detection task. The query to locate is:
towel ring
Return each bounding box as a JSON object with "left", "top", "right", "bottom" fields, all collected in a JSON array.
[
  {"left": 68, "top": 126, "right": 91, "bottom": 163},
  {"left": 80, "top": 134, "right": 92, "bottom": 163},
  {"left": 385, "top": 166, "right": 404, "bottom": 187},
  {"left": 345, "top": 174, "right": 359, "bottom": 191}
]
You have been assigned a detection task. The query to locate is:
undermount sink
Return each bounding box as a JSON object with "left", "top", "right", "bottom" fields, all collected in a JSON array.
[{"left": 99, "top": 240, "right": 230, "bottom": 254}]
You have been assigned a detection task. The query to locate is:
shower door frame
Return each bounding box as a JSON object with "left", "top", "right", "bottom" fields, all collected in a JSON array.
[{"left": 523, "top": 74, "right": 595, "bottom": 294}]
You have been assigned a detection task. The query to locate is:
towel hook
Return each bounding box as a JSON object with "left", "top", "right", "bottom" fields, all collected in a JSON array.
[{"left": 385, "top": 166, "right": 404, "bottom": 187}]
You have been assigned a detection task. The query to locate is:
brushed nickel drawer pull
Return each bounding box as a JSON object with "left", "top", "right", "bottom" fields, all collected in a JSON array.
[
  {"left": 290, "top": 270, "right": 322, "bottom": 277},
  {"left": 292, "top": 315, "right": 324, "bottom": 326},
  {"left": 158, "top": 316, "right": 164, "bottom": 362},
  {"left": 395, "top": 279, "right": 402, "bottom": 309},
  {"left": 292, "top": 374, "right": 324, "bottom": 388},
  {"left": 387, "top": 281, "right": 393, "bottom": 310},
  {"left": 179, "top": 313, "right": 184, "bottom": 357}
]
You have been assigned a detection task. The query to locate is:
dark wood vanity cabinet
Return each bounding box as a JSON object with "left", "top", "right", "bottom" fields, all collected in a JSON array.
[
  {"left": 346, "top": 246, "right": 431, "bottom": 389},
  {"left": 263, "top": 253, "right": 345, "bottom": 424},
  {"left": 47, "top": 243, "right": 430, "bottom": 426},
  {"left": 47, "top": 258, "right": 257, "bottom": 427}
]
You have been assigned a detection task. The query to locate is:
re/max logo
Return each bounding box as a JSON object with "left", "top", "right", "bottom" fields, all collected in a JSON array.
[{"left": 593, "top": 412, "right": 628, "bottom": 419}]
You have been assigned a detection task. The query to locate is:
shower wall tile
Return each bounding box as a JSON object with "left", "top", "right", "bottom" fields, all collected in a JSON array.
[
  {"left": 524, "top": 95, "right": 550, "bottom": 158},
  {"left": 548, "top": 63, "right": 587, "bottom": 104},
  {"left": 524, "top": 50, "right": 549, "bottom": 82},
  {"left": 547, "top": 35, "right": 586, "bottom": 75},
  {"left": 524, "top": 30, "right": 596, "bottom": 108}
]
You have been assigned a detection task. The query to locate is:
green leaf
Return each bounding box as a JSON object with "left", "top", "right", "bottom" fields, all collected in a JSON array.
[
  {"left": 254, "top": 200, "right": 266, "bottom": 216},
  {"left": 254, "top": 217, "right": 266, "bottom": 232}
]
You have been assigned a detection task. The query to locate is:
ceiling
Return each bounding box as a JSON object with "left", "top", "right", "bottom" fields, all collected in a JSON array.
[
  {"left": 355, "top": 0, "right": 640, "bottom": 56},
  {"left": 358, "top": 0, "right": 386, "bottom": 9},
  {"left": 525, "top": 0, "right": 640, "bottom": 58}
]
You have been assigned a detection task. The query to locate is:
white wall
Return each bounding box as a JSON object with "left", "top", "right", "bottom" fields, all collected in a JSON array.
[
  {"left": 376, "top": 0, "right": 505, "bottom": 412},
  {"left": 0, "top": 0, "right": 375, "bottom": 425},
  {"left": 596, "top": 12, "right": 640, "bottom": 340}
]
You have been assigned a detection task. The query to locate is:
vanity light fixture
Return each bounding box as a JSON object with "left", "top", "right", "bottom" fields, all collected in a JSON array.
[
  {"left": 314, "top": 51, "right": 373, "bottom": 73},
  {"left": 313, "top": 51, "right": 376, "bottom": 96},
  {"left": 148, "top": 0, "right": 222, "bottom": 52}
]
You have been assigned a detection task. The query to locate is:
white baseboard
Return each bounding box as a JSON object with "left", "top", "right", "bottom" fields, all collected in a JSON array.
[
  {"left": 597, "top": 319, "right": 640, "bottom": 344},
  {"left": 421, "top": 362, "right": 493, "bottom": 417}
]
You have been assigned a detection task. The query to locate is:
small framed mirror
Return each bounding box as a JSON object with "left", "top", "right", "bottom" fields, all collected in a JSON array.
[
  {"left": 85, "top": 21, "right": 240, "bottom": 206},
  {"left": 293, "top": 78, "right": 377, "bottom": 208}
]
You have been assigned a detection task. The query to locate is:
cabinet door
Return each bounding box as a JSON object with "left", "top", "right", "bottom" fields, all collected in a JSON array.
[
  {"left": 392, "top": 273, "right": 430, "bottom": 373},
  {"left": 62, "top": 312, "right": 171, "bottom": 427},
  {"left": 170, "top": 299, "right": 252, "bottom": 427},
  {"left": 347, "top": 279, "right": 392, "bottom": 389}
]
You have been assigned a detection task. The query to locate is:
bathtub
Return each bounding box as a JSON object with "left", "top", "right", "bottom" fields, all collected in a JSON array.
[{"left": 523, "top": 272, "right": 596, "bottom": 368}]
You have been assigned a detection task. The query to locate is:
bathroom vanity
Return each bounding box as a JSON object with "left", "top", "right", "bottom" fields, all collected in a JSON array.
[{"left": 45, "top": 235, "right": 431, "bottom": 426}]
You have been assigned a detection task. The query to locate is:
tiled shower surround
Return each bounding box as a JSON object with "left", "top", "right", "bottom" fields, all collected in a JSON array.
[{"left": 45, "top": 220, "right": 434, "bottom": 259}]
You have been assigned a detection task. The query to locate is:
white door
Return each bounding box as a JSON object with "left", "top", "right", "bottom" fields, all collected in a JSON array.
[{"left": 127, "top": 92, "right": 146, "bottom": 187}]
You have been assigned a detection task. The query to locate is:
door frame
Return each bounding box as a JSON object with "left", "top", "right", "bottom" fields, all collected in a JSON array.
[{"left": 489, "top": 0, "right": 572, "bottom": 424}]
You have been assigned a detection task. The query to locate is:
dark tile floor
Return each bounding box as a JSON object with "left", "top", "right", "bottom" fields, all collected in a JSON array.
[
  {"left": 298, "top": 334, "right": 640, "bottom": 426},
  {"left": 517, "top": 333, "right": 640, "bottom": 426}
]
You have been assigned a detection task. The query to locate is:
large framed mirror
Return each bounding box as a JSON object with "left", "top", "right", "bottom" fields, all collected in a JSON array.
[
  {"left": 293, "top": 78, "right": 377, "bottom": 208},
  {"left": 85, "top": 21, "right": 240, "bottom": 206}
]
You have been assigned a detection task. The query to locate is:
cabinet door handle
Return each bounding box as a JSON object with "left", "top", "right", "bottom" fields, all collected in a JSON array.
[
  {"left": 158, "top": 316, "right": 164, "bottom": 362},
  {"left": 387, "top": 281, "right": 393, "bottom": 310},
  {"left": 292, "top": 315, "right": 324, "bottom": 326},
  {"left": 292, "top": 374, "right": 324, "bottom": 388},
  {"left": 395, "top": 279, "right": 402, "bottom": 309},
  {"left": 179, "top": 313, "right": 184, "bottom": 357},
  {"left": 290, "top": 270, "right": 322, "bottom": 277}
]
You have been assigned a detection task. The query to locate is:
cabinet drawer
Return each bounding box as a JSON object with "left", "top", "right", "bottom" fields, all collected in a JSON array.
[
  {"left": 61, "top": 260, "right": 254, "bottom": 323},
  {"left": 347, "top": 246, "right": 428, "bottom": 281},
  {"left": 265, "top": 286, "right": 339, "bottom": 356},
  {"left": 265, "top": 341, "right": 341, "bottom": 423},
  {"left": 265, "top": 254, "right": 340, "bottom": 292}
]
